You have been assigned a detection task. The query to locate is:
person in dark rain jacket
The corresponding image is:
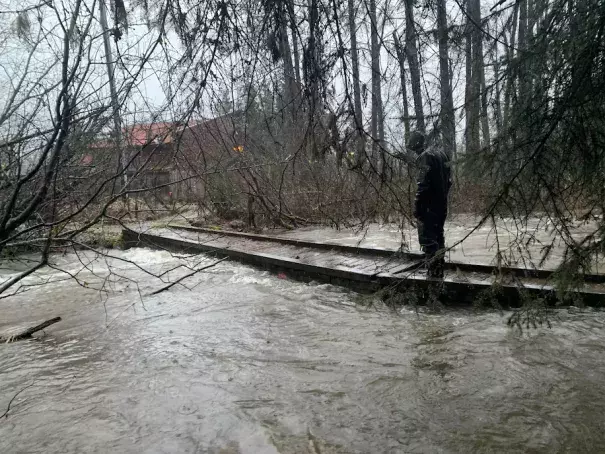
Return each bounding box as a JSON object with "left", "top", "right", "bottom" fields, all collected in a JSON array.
[{"left": 408, "top": 131, "right": 451, "bottom": 278}]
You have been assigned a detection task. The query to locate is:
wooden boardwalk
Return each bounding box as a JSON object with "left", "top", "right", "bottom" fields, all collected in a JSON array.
[{"left": 122, "top": 225, "right": 605, "bottom": 307}]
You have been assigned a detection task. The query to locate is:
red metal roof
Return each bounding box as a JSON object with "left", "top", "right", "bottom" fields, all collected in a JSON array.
[
  {"left": 124, "top": 122, "right": 176, "bottom": 146},
  {"left": 89, "top": 117, "right": 224, "bottom": 149}
]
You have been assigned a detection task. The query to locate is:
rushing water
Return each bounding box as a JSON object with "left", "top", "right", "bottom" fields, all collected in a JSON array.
[
  {"left": 1, "top": 248, "right": 605, "bottom": 453},
  {"left": 274, "top": 217, "right": 604, "bottom": 271}
]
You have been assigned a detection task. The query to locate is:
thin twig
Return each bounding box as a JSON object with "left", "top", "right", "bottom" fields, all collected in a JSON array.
[
  {"left": 148, "top": 257, "right": 228, "bottom": 295},
  {"left": 1, "top": 381, "right": 35, "bottom": 419}
]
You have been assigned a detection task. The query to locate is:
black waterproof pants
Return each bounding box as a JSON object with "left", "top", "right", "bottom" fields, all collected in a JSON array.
[{"left": 417, "top": 214, "right": 446, "bottom": 277}]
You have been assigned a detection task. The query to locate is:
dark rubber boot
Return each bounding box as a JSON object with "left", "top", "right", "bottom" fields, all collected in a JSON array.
[{"left": 427, "top": 256, "right": 445, "bottom": 278}]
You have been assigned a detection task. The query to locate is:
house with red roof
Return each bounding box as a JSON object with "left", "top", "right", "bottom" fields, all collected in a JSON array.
[{"left": 83, "top": 113, "right": 246, "bottom": 203}]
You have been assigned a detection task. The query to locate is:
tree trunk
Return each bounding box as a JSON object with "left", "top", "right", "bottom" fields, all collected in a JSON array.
[
  {"left": 493, "top": 42, "right": 502, "bottom": 136},
  {"left": 502, "top": 1, "right": 518, "bottom": 138},
  {"left": 278, "top": 5, "right": 299, "bottom": 157},
  {"left": 306, "top": 0, "right": 320, "bottom": 157},
  {"left": 436, "top": 0, "right": 455, "bottom": 159},
  {"left": 279, "top": 7, "right": 296, "bottom": 122},
  {"left": 403, "top": 0, "right": 424, "bottom": 133},
  {"left": 465, "top": 0, "right": 479, "bottom": 153},
  {"left": 369, "top": 0, "right": 384, "bottom": 175},
  {"left": 287, "top": 0, "right": 301, "bottom": 85},
  {"left": 527, "top": 0, "right": 537, "bottom": 107},
  {"left": 469, "top": 0, "right": 491, "bottom": 149},
  {"left": 394, "top": 32, "right": 410, "bottom": 146},
  {"left": 347, "top": 0, "right": 365, "bottom": 166},
  {"left": 518, "top": 0, "right": 528, "bottom": 102},
  {"left": 515, "top": 0, "right": 528, "bottom": 149}
]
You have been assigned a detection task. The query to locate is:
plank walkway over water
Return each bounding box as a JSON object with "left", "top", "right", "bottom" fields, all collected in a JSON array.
[{"left": 122, "top": 225, "right": 605, "bottom": 307}]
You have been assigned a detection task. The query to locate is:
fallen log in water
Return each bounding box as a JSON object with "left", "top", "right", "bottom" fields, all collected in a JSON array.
[{"left": 0, "top": 317, "right": 62, "bottom": 343}]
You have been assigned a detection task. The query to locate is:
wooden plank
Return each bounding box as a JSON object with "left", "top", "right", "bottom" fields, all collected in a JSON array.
[
  {"left": 342, "top": 258, "right": 372, "bottom": 268},
  {"left": 387, "top": 261, "right": 422, "bottom": 275},
  {"left": 311, "top": 255, "right": 346, "bottom": 269},
  {"left": 168, "top": 224, "right": 422, "bottom": 261},
  {"left": 168, "top": 224, "right": 605, "bottom": 284},
  {"left": 124, "top": 229, "right": 605, "bottom": 307},
  {"left": 123, "top": 229, "right": 376, "bottom": 282},
  {"left": 358, "top": 261, "right": 387, "bottom": 273}
]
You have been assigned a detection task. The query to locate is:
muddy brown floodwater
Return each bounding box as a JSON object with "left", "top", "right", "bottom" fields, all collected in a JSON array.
[{"left": 1, "top": 248, "right": 605, "bottom": 453}]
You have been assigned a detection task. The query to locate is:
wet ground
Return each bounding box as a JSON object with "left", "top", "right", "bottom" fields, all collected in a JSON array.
[{"left": 2, "top": 248, "right": 605, "bottom": 453}]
